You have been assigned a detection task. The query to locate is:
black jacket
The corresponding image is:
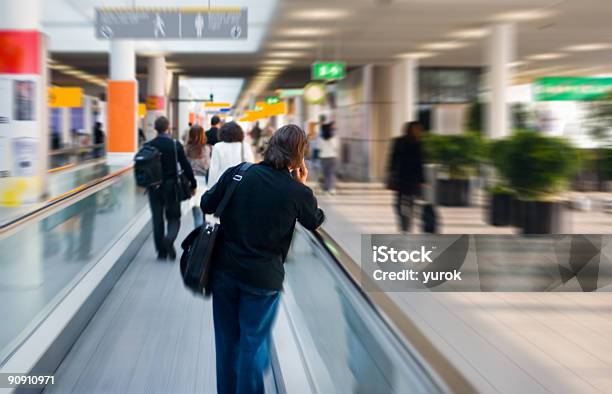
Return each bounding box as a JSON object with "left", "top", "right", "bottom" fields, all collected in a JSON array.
[
  {"left": 148, "top": 134, "right": 197, "bottom": 189},
  {"left": 201, "top": 161, "right": 325, "bottom": 290},
  {"left": 206, "top": 126, "right": 219, "bottom": 146},
  {"left": 387, "top": 136, "right": 425, "bottom": 195}
]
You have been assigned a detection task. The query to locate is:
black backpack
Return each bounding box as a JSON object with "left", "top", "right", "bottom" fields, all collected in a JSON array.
[{"left": 134, "top": 144, "right": 162, "bottom": 188}]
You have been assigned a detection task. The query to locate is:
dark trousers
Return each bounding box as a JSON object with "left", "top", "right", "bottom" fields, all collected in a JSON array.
[
  {"left": 320, "top": 157, "right": 337, "bottom": 191},
  {"left": 212, "top": 272, "right": 280, "bottom": 394},
  {"left": 395, "top": 192, "right": 415, "bottom": 233},
  {"left": 148, "top": 183, "right": 181, "bottom": 255}
]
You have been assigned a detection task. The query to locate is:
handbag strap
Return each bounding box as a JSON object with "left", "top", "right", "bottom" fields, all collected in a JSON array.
[
  {"left": 173, "top": 139, "right": 182, "bottom": 177},
  {"left": 214, "top": 162, "right": 253, "bottom": 218}
]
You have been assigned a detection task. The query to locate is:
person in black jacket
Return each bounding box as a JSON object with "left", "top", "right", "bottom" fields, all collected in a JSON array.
[
  {"left": 205, "top": 115, "right": 221, "bottom": 146},
  {"left": 147, "top": 116, "right": 196, "bottom": 260},
  {"left": 201, "top": 124, "right": 324, "bottom": 394},
  {"left": 387, "top": 121, "right": 426, "bottom": 233}
]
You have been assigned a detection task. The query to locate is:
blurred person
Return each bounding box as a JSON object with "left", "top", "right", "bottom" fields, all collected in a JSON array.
[
  {"left": 181, "top": 122, "right": 193, "bottom": 143},
  {"left": 185, "top": 124, "right": 211, "bottom": 227},
  {"left": 387, "top": 121, "right": 425, "bottom": 233},
  {"left": 207, "top": 121, "right": 254, "bottom": 189},
  {"left": 93, "top": 122, "right": 105, "bottom": 158},
  {"left": 138, "top": 127, "right": 146, "bottom": 147},
  {"left": 147, "top": 116, "right": 196, "bottom": 260},
  {"left": 318, "top": 121, "right": 340, "bottom": 194},
  {"left": 251, "top": 121, "right": 262, "bottom": 148},
  {"left": 200, "top": 124, "right": 325, "bottom": 394},
  {"left": 206, "top": 115, "right": 222, "bottom": 146}
]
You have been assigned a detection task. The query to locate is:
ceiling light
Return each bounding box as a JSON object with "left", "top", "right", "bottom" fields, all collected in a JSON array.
[
  {"left": 269, "top": 41, "right": 315, "bottom": 49},
  {"left": 280, "top": 27, "right": 332, "bottom": 37},
  {"left": 526, "top": 53, "right": 567, "bottom": 60},
  {"left": 50, "top": 64, "right": 72, "bottom": 71},
  {"left": 421, "top": 42, "right": 468, "bottom": 50},
  {"left": 265, "top": 51, "right": 306, "bottom": 58},
  {"left": 564, "top": 43, "right": 612, "bottom": 52},
  {"left": 290, "top": 8, "right": 350, "bottom": 20},
  {"left": 397, "top": 52, "right": 437, "bottom": 59},
  {"left": 261, "top": 59, "right": 293, "bottom": 65},
  {"left": 449, "top": 28, "right": 489, "bottom": 39},
  {"left": 510, "top": 61, "right": 527, "bottom": 68},
  {"left": 260, "top": 66, "right": 286, "bottom": 71},
  {"left": 493, "top": 9, "right": 554, "bottom": 22}
]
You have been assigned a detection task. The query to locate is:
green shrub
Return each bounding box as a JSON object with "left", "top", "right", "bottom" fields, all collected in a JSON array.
[
  {"left": 496, "top": 131, "right": 580, "bottom": 199},
  {"left": 603, "top": 148, "right": 612, "bottom": 180},
  {"left": 424, "top": 133, "right": 483, "bottom": 179}
]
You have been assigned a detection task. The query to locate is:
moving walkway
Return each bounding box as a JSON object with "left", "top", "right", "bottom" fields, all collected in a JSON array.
[{"left": 0, "top": 168, "right": 469, "bottom": 393}]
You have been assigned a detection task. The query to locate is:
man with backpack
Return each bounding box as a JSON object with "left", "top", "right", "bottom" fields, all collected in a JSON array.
[{"left": 136, "top": 116, "right": 196, "bottom": 260}]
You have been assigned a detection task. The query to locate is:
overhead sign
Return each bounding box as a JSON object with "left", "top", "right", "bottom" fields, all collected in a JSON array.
[
  {"left": 265, "top": 96, "right": 280, "bottom": 105},
  {"left": 534, "top": 77, "right": 612, "bottom": 101},
  {"left": 277, "top": 88, "right": 304, "bottom": 98},
  {"left": 205, "top": 102, "right": 231, "bottom": 107},
  {"left": 312, "top": 62, "right": 346, "bottom": 81},
  {"left": 303, "top": 82, "right": 326, "bottom": 104},
  {"left": 48, "top": 87, "right": 82, "bottom": 108},
  {"left": 145, "top": 95, "right": 165, "bottom": 110},
  {"left": 95, "top": 8, "right": 248, "bottom": 40}
]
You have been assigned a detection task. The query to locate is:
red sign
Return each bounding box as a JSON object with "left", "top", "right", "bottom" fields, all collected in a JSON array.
[
  {"left": 145, "top": 95, "right": 165, "bottom": 110},
  {"left": 0, "top": 31, "right": 40, "bottom": 74}
]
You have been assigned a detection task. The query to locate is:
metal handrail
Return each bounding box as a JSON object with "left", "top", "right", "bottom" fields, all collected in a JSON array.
[
  {"left": 0, "top": 165, "right": 133, "bottom": 236},
  {"left": 310, "top": 227, "right": 475, "bottom": 394}
]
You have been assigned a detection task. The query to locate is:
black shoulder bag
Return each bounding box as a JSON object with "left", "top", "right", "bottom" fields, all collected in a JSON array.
[
  {"left": 174, "top": 140, "right": 192, "bottom": 201},
  {"left": 179, "top": 162, "right": 252, "bottom": 297}
]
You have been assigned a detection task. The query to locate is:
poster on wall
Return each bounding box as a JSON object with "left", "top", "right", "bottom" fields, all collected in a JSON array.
[
  {"left": 13, "top": 80, "right": 36, "bottom": 121},
  {"left": 11, "top": 137, "right": 37, "bottom": 177}
]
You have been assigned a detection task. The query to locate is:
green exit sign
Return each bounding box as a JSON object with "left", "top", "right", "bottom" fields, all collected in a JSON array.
[
  {"left": 312, "top": 62, "right": 346, "bottom": 80},
  {"left": 265, "top": 96, "right": 280, "bottom": 105}
]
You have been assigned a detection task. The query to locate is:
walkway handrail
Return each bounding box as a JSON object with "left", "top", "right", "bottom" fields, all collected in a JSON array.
[
  {"left": 0, "top": 165, "right": 133, "bottom": 236},
  {"left": 311, "top": 227, "right": 476, "bottom": 394}
]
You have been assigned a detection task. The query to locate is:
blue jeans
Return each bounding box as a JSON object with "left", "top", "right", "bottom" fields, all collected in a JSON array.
[{"left": 212, "top": 272, "right": 280, "bottom": 394}]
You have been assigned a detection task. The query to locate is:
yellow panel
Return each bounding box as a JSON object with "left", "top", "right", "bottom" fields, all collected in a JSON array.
[
  {"left": 205, "top": 102, "right": 231, "bottom": 107},
  {"left": 138, "top": 103, "right": 146, "bottom": 117},
  {"left": 48, "top": 87, "right": 83, "bottom": 108}
]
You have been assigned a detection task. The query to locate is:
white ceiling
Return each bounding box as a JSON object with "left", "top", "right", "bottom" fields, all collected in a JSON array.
[
  {"left": 179, "top": 77, "right": 244, "bottom": 104},
  {"left": 42, "top": 0, "right": 278, "bottom": 53}
]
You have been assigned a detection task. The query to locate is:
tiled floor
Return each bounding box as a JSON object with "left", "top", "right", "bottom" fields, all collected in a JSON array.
[{"left": 318, "top": 183, "right": 612, "bottom": 394}]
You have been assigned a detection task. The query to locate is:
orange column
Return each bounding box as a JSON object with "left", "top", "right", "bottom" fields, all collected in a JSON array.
[{"left": 107, "top": 80, "right": 137, "bottom": 153}]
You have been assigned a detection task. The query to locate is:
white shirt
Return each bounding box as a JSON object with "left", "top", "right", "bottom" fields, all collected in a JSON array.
[
  {"left": 317, "top": 135, "right": 340, "bottom": 158},
  {"left": 207, "top": 141, "right": 255, "bottom": 189}
]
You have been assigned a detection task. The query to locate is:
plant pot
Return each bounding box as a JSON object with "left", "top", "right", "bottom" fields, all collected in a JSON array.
[
  {"left": 520, "top": 200, "right": 566, "bottom": 234},
  {"left": 436, "top": 179, "right": 470, "bottom": 206},
  {"left": 488, "top": 192, "right": 513, "bottom": 226},
  {"left": 510, "top": 197, "right": 524, "bottom": 228}
]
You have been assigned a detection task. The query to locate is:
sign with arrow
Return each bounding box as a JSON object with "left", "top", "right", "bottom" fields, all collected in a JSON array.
[{"left": 312, "top": 62, "right": 346, "bottom": 81}]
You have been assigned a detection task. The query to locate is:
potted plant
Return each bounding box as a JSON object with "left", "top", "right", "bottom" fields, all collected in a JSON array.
[
  {"left": 497, "top": 131, "right": 580, "bottom": 234},
  {"left": 424, "top": 133, "right": 483, "bottom": 206},
  {"left": 485, "top": 139, "right": 515, "bottom": 226}
]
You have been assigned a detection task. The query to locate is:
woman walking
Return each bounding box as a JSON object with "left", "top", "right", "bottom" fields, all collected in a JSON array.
[
  {"left": 184, "top": 124, "right": 210, "bottom": 227},
  {"left": 207, "top": 121, "right": 255, "bottom": 189},
  {"left": 318, "top": 121, "right": 340, "bottom": 194}
]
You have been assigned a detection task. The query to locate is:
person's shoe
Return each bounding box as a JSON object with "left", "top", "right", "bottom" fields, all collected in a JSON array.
[
  {"left": 157, "top": 252, "right": 167, "bottom": 261},
  {"left": 165, "top": 240, "right": 177, "bottom": 261}
]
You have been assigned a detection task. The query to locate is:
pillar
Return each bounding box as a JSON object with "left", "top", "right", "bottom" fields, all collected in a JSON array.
[
  {"left": 0, "top": 0, "right": 48, "bottom": 205},
  {"left": 107, "top": 40, "right": 137, "bottom": 164},
  {"left": 0, "top": 0, "right": 44, "bottom": 286},
  {"left": 488, "top": 23, "right": 515, "bottom": 139},
  {"left": 393, "top": 56, "right": 418, "bottom": 137},
  {"left": 144, "top": 56, "right": 167, "bottom": 140}
]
